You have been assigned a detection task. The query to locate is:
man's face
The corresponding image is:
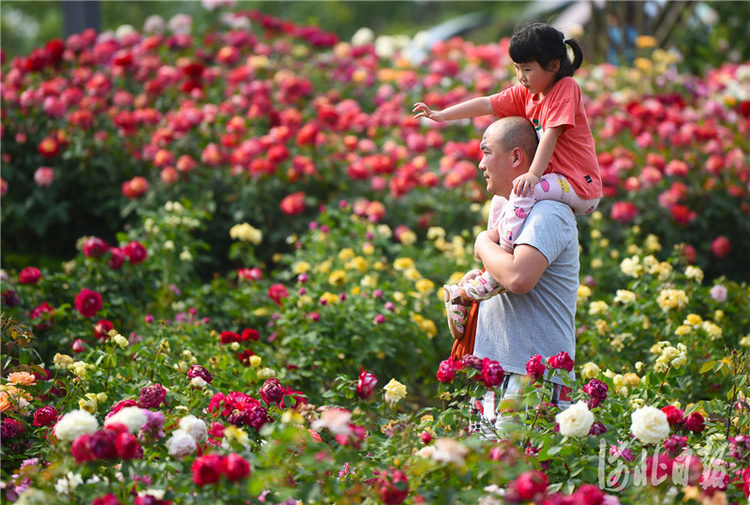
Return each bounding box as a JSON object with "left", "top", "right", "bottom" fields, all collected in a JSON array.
[{"left": 478, "top": 128, "right": 512, "bottom": 197}]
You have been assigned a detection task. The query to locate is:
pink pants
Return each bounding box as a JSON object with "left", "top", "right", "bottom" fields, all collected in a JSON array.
[{"left": 498, "top": 173, "right": 600, "bottom": 249}]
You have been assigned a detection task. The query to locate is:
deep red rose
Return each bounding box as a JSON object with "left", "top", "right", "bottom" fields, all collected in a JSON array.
[
  {"left": 479, "top": 358, "right": 504, "bottom": 388},
  {"left": 1, "top": 418, "right": 24, "bottom": 440},
  {"left": 259, "top": 378, "right": 284, "bottom": 406},
  {"left": 268, "top": 283, "right": 289, "bottom": 306},
  {"left": 461, "top": 354, "right": 484, "bottom": 371},
  {"left": 237, "top": 349, "right": 255, "bottom": 365},
  {"left": 108, "top": 247, "right": 127, "bottom": 270},
  {"left": 224, "top": 453, "right": 251, "bottom": 481},
  {"left": 525, "top": 354, "right": 547, "bottom": 380},
  {"left": 192, "top": 454, "right": 226, "bottom": 486},
  {"left": 661, "top": 405, "right": 685, "bottom": 426},
  {"left": 89, "top": 428, "right": 118, "bottom": 460},
  {"left": 83, "top": 237, "right": 109, "bottom": 258},
  {"left": 30, "top": 301, "right": 55, "bottom": 330},
  {"left": 92, "top": 494, "right": 122, "bottom": 505},
  {"left": 188, "top": 364, "right": 213, "bottom": 384},
  {"left": 32, "top": 405, "right": 58, "bottom": 426},
  {"left": 241, "top": 328, "right": 260, "bottom": 341},
  {"left": 138, "top": 383, "right": 167, "bottom": 409},
  {"left": 572, "top": 483, "right": 605, "bottom": 505},
  {"left": 75, "top": 288, "right": 102, "bottom": 318},
  {"left": 685, "top": 412, "right": 705, "bottom": 433},
  {"left": 115, "top": 431, "right": 139, "bottom": 459},
  {"left": 94, "top": 319, "right": 114, "bottom": 340},
  {"left": 547, "top": 351, "right": 575, "bottom": 372},
  {"left": 124, "top": 241, "right": 147, "bottom": 264},
  {"left": 220, "top": 331, "right": 240, "bottom": 344},
  {"left": 245, "top": 404, "right": 269, "bottom": 431},
  {"left": 357, "top": 367, "right": 378, "bottom": 400},
  {"left": 1, "top": 290, "right": 20, "bottom": 308},
  {"left": 376, "top": 468, "right": 409, "bottom": 505},
  {"left": 19, "top": 266, "right": 42, "bottom": 284},
  {"left": 71, "top": 433, "right": 94, "bottom": 463},
  {"left": 583, "top": 379, "right": 609, "bottom": 407}
]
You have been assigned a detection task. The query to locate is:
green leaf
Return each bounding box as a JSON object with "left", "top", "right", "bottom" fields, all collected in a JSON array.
[{"left": 700, "top": 360, "right": 716, "bottom": 374}]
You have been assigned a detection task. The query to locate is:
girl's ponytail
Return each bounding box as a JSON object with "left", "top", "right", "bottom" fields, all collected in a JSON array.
[{"left": 564, "top": 38, "right": 584, "bottom": 73}]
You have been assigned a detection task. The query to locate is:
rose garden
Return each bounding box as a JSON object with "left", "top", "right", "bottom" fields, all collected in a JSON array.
[{"left": 0, "top": 5, "right": 749, "bottom": 505}]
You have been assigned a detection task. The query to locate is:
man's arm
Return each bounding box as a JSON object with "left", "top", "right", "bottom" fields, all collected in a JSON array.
[{"left": 474, "top": 231, "right": 549, "bottom": 294}]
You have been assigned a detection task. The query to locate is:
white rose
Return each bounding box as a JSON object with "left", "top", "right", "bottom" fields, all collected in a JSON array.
[
  {"left": 430, "top": 438, "right": 469, "bottom": 467},
  {"left": 191, "top": 377, "right": 207, "bottom": 388},
  {"left": 555, "top": 401, "right": 594, "bottom": 437},
  {"left": 53, "top": 410, "right": 99, "bottom": 442},
  {"left": 178, "top": 415, "right": 208, "bottom": 444},
  {"left": 631, "top": 406, "right": 670, "bottom": 444},
  {"left": 165, "top": 430, "right": 197, "bottom": 459},
  {"left": 105, "top": 406, "right": 148, "bottom": 434}
]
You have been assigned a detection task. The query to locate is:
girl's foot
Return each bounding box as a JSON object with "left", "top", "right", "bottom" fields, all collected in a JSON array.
[
  {"left": 459, "top": 275, "right": 502, "bottom": 301},
  {"left": 443, "top": 285, "right": 467, "bottom": 340}
]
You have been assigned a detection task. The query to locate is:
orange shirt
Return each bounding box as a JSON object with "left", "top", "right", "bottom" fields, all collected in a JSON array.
[{"left": 490, "top": 77, "right": 602, "bottom": 199}]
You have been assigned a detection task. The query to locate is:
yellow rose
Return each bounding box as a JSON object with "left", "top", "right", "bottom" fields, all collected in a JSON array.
[
  {"left": 684, "top": 314, "right": 703, "bottom": 327},
  {"left": 393, "top": 258, "right": 415, "bottom": 271},
  {"left": 54, "top": 353, "right": 74, "bottom": 369},
  {"left": 580, "top": 362, "right": 601, "bottom": 380},
  {"left": 577, "top": 285, "right": 592, "bottom": 304},
  {"left": 685, "top": 266, "right": 704, "bottom": 283},
  {"left": 328, "top": 270, "right": 347, "bottom": 286},
  {"left": 293, "top": 261, "right": 311, "bottom": 274},
  {"left": 362, "top": 242, "right": 375, "bottom": 255},
  {"left": 346, "top": 256, "right": 368, "bottom": 272},
  {"left": 229, "top": 223, "right": 262, "bottom": 245},
  {"left": 613, "top": 290, "right": 636, "bottom": 304},
  {"left": 360, "top": 275, "right": 377, "bottom": 288},
  {"left": 338, "top": 248, "right": 355, "bottom": 261},
  {"left": 383, "top": 378, "right": 407, "bottom": 406},
  {"left": 657, "top": 289, "right": 689, "bottom": 312},
  {"left": 403, "top": 268, "right": 422, "bottom": 281},
  {"left": 320, "top": 292, "right": 339, "bottom": 305},
  {"left": 415, "top": 278, "right": 435, "bottom": 295},
  {"left": 588, "top": 300, "right": 609, "bottom": 316},
  {"left": 400, "top": 230, "right": 417, "bottom": 246},
  {"left": 427, "top": 227, "right": 445, "bottom": 240}
]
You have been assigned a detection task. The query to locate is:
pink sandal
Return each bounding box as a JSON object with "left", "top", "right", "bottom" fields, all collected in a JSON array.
[{"left": 443, "top": 285, "right": 467, "bottom": 340}]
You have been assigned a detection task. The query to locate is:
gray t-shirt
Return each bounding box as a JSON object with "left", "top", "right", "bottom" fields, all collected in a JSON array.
[{"left": 473, "top": 200, "right": 579, "bottom": 384}]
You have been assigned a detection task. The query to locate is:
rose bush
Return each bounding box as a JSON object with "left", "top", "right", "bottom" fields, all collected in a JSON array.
[{"left": 1, "top": 5, "right": 749, "bottom": 505}]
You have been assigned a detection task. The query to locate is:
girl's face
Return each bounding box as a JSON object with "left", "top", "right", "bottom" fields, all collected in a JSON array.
[{"left": 513, "top": 60, "right": 558, "bottom": 96}]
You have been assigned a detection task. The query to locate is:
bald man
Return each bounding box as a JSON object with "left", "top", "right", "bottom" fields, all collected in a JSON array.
[{"left": 462, "top": 117, "right": 578, "bottom": 437}]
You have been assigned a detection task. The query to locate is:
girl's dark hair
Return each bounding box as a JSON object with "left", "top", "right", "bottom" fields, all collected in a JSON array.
[{"left": 508, "top": 22, "right": 584, "bottom": 80}]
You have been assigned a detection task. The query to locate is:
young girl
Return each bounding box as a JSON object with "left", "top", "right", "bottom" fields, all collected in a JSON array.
[{"left": 413, "top": 22, "right": 602, "bottom": 339}]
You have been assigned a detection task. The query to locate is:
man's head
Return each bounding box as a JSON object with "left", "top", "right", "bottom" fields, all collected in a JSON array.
[{"left": 478, "top": 117, "right": 539, "bottom": 197}]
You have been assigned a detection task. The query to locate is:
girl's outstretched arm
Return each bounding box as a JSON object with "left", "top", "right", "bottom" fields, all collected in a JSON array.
[{"left": 413, "top": 97, "right": 493, "bottom": 122}]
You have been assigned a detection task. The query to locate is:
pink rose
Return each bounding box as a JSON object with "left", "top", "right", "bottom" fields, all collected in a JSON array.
[
  {"left": 124, "top": 241, "right": 147, "bottom": 264},
  {"left": 376, "top": 467, "right": 409, "bottom": 505},
  {"left": 610, "top": 201, "right": 639, "bottom": 222},
  {"left": 711, "top": 236, "right": 731, "bottom": 258},
  {"left": 508, "top": 470, "right": 548, "bottom": 501},
  {"left": 268, "top": 284, "right": 289, "bottom": 306},
  {"left": 33, "top": 166, "right": 55, "bottom": 187},
  {"left": 83, "top": 237, "right": 109, "bottom": 258},
  {"left": 357, "top": 367, "right": 378, "bottom": 399},
  {"left": 710, "top": 285, "right": 727, "bottom": 302}
]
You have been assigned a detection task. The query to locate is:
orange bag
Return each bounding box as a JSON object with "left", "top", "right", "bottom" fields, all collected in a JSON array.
[{"left": 450, "top": 301, "right": 479, "bottom": 360}]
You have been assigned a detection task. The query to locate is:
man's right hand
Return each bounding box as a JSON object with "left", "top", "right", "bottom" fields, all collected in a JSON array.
[{"left": 412, "top": 102, "right": 443, "bottom": 122}]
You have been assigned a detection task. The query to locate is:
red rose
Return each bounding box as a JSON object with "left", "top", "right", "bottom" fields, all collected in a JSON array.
[
  {"left": 224, "top": 453, "right": 251, "bottom": 481},
  {"left": 610, "top": 201, "right": 639, "bottom": 222},
  {"left": 479, "top": 358, "right": 504, "bottom": 388},
  {"left": 75, "top": 288, "right": 102, "bottom": 318},
  {"left": 525, "top": 354, "right": 546, "bottom": 380},
  {"left": 547, "top": 351, "right": 575, "bottom": 372},
  {"left": 685, "top": 412, "right": 705, "bottom": 433},
  {"left": 661, "top": 405, "right": 685, "bottom": 426},
  {"left": 670, "top": 204, "right": 697, "bottom": 225},
  {"left": 420, "top": 431, "right": 432, "bottom": 444},
  {"left": 357, "top": 367, "right": 378, "bottom": 400},
  {"left": 122, "top": 176, "right": 149, "bottom": 199},
  {"left": 32, "top": 405, "right": 58, "bottom": 426},
  {"left": 124, "top": 241, "right": 147, "bottom": 264},
  {"left": 268, "top": 283, "right": 289, "bottom": 306},
  {"left": 711, "top": 236, "right": 731, "bottom": 258},
  {"left": 19, "top": 266, "right": 42, "bottom": 284},
  {"left": 192, "top": 454, "right": 226, "bottom": 486},
  {"left": 436, "top": 358, "right": 461, "bottom": 383},
  {"left": 509, "top": 470, "right": 548, "bottom": 501},
  {"left": 572, "top": 484, "right": 605, "bottom": 505},
  {"left": 280, "top": 191, "right": 306, "bottom": 216},
  {"left": 376, "top": 468, "right": 409, "bottom": 505},
  {"left": 38, "top": 136, "right": 60, "bottom": 158},
  {"left": 83, "top": 237, "right": 109, "bottom": 258},
  {"left": 71, "top": 433, "right": 94, "bottom": 463}
]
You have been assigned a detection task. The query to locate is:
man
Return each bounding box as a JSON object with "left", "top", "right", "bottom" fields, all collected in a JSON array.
[{"left": 461, "top": 116, "right": 578, "bottom": 437}]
